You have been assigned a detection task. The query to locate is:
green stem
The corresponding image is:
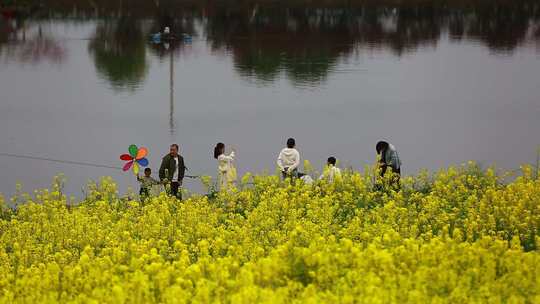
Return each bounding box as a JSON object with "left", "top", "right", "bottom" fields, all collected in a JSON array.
[{"left": 536, "top": 146, "right": 540, "bottom": 179}]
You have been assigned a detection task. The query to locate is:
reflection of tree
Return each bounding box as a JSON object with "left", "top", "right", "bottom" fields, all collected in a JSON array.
[
  {"left": 231, "top": 35, "right": 350, "bottom": 85},
  {"left": 356, "top": 7, "right": 442, "bottom": 55},
  {"left": 205, "top": 4, "right": 539, "bottom": 85},
  {"left": 463, "top": 6, "right": 533, "bottom": 54},
  {"left": 88, "top": 18, "right": 148, "bottom": 91},
  {"left": 4, "top": 1, "right": 540, "bottom": 87},
  {"left": 205, "top": 7, "right": 445, "bottom": 85},
  {"left": 207, "top": 8, "right": 360, "bottom": 85},
  {"left": 0, "top": 21, "right": 67, "bottom": 64},
  {"left": 0, "top": 18, "right": 8, "bottom": 46}
]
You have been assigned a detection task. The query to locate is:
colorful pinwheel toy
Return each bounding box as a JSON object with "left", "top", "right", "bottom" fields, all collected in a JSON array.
[{"left": 120, "top": 145, "right": 149, "bottom": 175}]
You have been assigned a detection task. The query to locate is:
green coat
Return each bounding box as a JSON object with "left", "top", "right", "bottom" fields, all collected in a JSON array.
[{"left": 159, "top": 154, "right": 186, "bottom": 182}]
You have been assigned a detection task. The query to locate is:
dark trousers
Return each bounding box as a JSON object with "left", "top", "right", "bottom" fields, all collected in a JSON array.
[
  {"left": 139, "top": 188, "right": 150, "bottom": 198},
  {"left": 282, "top": 168, "right": 299, "bottom": 180},
  {"left": 170, "top": 181, "right": 182, "bottom": 200}
]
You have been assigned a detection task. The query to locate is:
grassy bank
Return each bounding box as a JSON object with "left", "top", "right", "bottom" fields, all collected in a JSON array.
[{"left": 0, "top": 163, "right": 538, "bottom": 303}]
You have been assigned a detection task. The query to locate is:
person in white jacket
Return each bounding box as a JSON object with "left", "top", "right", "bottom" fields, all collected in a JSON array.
[
  {"left": 214, "top": 143, "right": 237, "bottom": 191},
  {"left": 319, "top": 157, "right": 342, "bottom": 183},
  {"left": 277, "top": 138, "right": 301, "bottom": 179}
]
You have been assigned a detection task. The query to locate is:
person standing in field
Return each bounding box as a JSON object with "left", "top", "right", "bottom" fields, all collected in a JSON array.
[
  {"left": 137, "top": 168, "right": 160, "bottom": 201},
  {"left": 214, "top": 142, "right": 237, "bottom": 191},
  {"left": 159, "top": 143, "right": 186, "bottom": 199},
  {"left": 319, "top": 157, "right": 342, "bottom": 183},
  {"left": 376, "top": 141, "right": 401, "bottom": 187},
  {"left": 277, "top": 138, "right": 301, "bottom": 179}
]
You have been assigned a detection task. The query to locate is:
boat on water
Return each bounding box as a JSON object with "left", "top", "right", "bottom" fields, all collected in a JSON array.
[
  {"left": 150, "top": 26, "right": 192, "bottom": 44},
  {"left": 150, "top": 32, "right": 192, "bottom": 44}
]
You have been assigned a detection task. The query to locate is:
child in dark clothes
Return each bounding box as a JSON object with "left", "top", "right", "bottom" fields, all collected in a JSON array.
[{"left": 137, "top": 168, "right": 160, "bottom": 200}]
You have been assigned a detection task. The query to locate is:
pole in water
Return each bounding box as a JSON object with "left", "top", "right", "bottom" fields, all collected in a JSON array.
[{"left": 169, "top": 47, "right": 175, "bottom": 137}]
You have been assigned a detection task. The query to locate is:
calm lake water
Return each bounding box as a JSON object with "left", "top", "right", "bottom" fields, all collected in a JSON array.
[{"left": 1, "top": 4, "right": 540, "bottom": 198}]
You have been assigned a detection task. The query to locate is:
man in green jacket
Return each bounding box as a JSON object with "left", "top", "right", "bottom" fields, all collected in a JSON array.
[{"left": 159, "top": 144, "right": 186, "bottom": 199}]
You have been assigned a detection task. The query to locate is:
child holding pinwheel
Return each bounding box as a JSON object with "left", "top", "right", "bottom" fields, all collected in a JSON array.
[
  {"left": 120, "top": 144, "right": 157, "bottom": 200},
  {"left": 137, "top": 168, "right": 160, "bottom": 200}
]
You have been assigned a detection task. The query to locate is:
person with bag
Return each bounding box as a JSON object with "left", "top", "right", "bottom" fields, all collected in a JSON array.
[{"left": 214, "top": 143, "right": 237, "bottom": 191}]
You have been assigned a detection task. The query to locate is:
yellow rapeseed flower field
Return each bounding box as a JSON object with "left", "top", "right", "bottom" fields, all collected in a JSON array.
[{"left": 0, "top": 163, "right": 538, "bottom": 303}]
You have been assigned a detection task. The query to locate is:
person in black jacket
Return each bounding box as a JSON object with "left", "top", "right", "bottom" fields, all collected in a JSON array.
[{"left": 159, "top": 144, "right": 186, "bottom": 199}]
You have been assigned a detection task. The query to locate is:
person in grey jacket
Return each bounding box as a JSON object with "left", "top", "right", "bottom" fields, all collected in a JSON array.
[
  {"left": 376, "top": 140, "right": 401, "bottom": 180},
  {"left": 159, "top": 144, "right": 186, "bottom": 199}
]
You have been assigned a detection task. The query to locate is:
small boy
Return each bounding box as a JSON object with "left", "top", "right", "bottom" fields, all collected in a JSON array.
[
  {"left": 137, "top": 168, "right": 160, "bottom": 199},
  {"left": 277, "top": 138, "right": 301, "bottom": 179},
  {"left": 319, "top": 157, "right": 342, "bottom": 183}
]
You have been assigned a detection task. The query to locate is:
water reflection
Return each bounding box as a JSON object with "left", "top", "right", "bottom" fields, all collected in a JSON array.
[
  {"left": 204, "top": 5, "right": 540, "bottom": 85},
  {"left": 146, "top": 12, "right": 197, "bottom": 136},
  {"left": 0, "top": 19, "right": 66, "bottom": 64},
  {"left": 206, "top": 7, "right": 359, "bottom": 85},
  {"left": 2, "top": 2, "right": 540, "bottom": 88},
  {"left": 0, "top": 16, "right": 8, "bottom": 45},
  {"left": 147, "top": 12, "right": 196, "bottom": 60},
  {"left": 449, "top": 5, "right": 537, "bottom": 54},
  {"left": 356, "top": 7, "right": 441, "bottom": 55},
  {"left": 88, "top": 17, "right": 148, "bottom": 91}
]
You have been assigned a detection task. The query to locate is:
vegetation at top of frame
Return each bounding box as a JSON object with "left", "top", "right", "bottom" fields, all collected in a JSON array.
[
  {"left": 2, "top": 0, "right": 540, "bottom": 13},
  {"left": 0, "top": 162, "right": 538, "bottom": 303}
]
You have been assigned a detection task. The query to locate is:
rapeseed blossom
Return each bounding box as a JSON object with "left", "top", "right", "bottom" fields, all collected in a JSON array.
[{"left": 0, "top": 163, "right": 538, "bottom": 303}]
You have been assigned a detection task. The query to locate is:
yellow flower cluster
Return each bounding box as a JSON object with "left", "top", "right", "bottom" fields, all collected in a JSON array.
[{"left": 0, "top": 163, "right": 538, "bottom": 303}]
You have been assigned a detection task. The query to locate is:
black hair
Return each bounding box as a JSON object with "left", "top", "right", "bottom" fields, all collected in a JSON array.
[
  {"left": 327, "top": 157, "right": 337, "bottom": 165},
  {"left": 144, "top": 168, "right": 151, "bottom": 173},
  {"left": 286, "top": 138, "right": 296, "bottom": 149},
  {"left": 171, "top": 144, "right": 179, "bottom": 150},
  {"left": 214, "top": 142, "right": 225, "bottom": 159},
  {"left": 376, "top": 141, "right": 389, "bottom": 154}
]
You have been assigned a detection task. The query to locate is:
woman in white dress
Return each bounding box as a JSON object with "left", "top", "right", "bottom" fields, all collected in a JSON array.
[{"left": 214, "top": 143, "right": 237, "bottom": 191}]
